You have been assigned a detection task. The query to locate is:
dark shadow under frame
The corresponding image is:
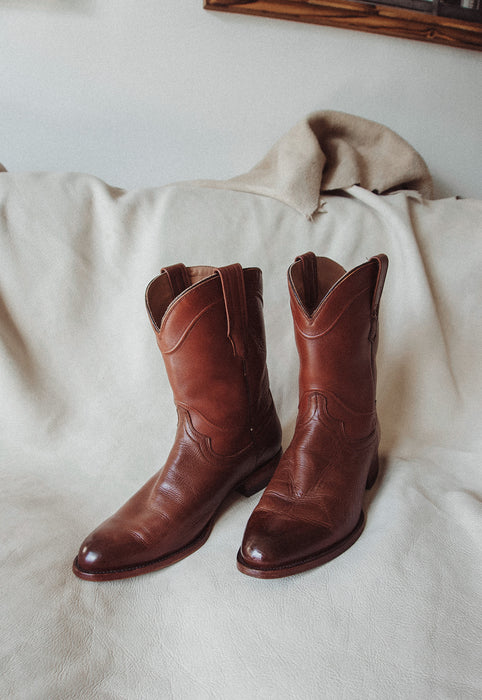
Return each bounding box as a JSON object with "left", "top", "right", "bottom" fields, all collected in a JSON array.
[{"left": 204, "top": 0, "right": 482, "bottom": 51}]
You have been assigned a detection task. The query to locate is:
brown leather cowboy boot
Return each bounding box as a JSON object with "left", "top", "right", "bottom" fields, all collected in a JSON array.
[
  {"left": 73, "top": 263, "right": 282, "bottom": 580},
  {"left": 237, "top": 252, "right": 388, "bottom": 578}
]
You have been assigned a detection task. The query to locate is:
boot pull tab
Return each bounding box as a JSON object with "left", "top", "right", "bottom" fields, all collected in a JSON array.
[
  {"left": 161, "top": 263, "right": 191, "bottom": 299},
  {"left": 368, "top": 254, "right": 389, "bottom": 341},
  {"left": 295, "top": 252, "right": 318, "bottom": 312},
  {"left": 215, "top": 264, "right": 248, "bottom": 360}
]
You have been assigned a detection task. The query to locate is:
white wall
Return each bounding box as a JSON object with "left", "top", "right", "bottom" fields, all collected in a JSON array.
[{"left": 1, "top": 0, "right": 481, "bottom": 198}]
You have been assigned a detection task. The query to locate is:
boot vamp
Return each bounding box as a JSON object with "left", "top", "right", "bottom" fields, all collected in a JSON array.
[
  {"left": 240, "top": 415, "right": 376, "bottom": 569},
  {"left": 75, "top": 470, "right": 189, "bottom": 574},
  {"left": 75, "top": 424, "right": 259, "bottom": 575}
]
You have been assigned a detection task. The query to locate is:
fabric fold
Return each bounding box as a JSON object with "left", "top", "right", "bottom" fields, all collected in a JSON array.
[{"left": 194, "top": 110, "right": 433, "bottom": 217}]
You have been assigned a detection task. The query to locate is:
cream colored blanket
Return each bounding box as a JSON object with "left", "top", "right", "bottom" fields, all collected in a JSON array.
[{"left": 1, "top": 112, "right": 481, "bottom": 699}]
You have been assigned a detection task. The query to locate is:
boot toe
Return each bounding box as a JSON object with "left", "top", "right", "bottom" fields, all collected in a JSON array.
[
  {"left": 75, "top": 535, "right": 113, "bottom": 574},
  {"left": 238, "top": 508, "right": 349, "bottom": 578},
  {"left": 73, "top": 521, "right": 147, "bottom": 580},
  {"left": 239, "top": 509, "right": 319, "bottom": 573},
  {"left": 74, "top": 532, "right": 122, "bottom": 579}
]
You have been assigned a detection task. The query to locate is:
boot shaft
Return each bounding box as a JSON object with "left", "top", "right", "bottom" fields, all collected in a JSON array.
[
  {"left": 288, "top": 253, "right": 388, "bottom": 417},
  {"left": 145, "top": 263, "right": 274, "bottom": 455}
]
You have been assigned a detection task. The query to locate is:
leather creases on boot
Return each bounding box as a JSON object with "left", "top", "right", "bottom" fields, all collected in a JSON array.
[
  {"left": 237, "top": 252, "right": 388, "bottom": 579},
  {"left": 73, "top": 262, "right": 282, "bottom": 580}
]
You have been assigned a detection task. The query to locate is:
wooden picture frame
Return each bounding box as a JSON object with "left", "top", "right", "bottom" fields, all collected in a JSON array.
[{"left": 204, "top": 0, "right": 482, "bottom": 51}]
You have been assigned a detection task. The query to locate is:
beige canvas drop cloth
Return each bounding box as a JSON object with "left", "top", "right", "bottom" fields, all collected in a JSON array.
[{"left": 1, "top": 111, "right": 481, "bottom": 699}]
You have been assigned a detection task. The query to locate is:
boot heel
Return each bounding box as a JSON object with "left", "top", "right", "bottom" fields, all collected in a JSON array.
[
  {"left": 236, "top": 449, "right": 282, "bottom": 497},
  {"left": 366, "top": 453, "right": 379, "bottom": 490}
]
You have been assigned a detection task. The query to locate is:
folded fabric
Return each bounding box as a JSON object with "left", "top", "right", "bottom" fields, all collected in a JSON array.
[{"left": 195, "top": 110, "right": 433, "bottom": 216}]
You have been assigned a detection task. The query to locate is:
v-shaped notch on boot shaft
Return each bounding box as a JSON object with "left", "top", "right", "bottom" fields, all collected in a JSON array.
[
  {"left": 145, "top": 263, "right": 260, "bottom": 360},
  {"left": 143, "top": 262, "right": 279, "bottom": 455},
  {"left": 288, "top": 253, "right": 388, "bottom": 325},
  {"left": 288, "top": 252, "right": 388, "bottom": 418}
]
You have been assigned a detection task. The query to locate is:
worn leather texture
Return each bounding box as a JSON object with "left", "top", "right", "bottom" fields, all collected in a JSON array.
[
  {"left": 73, "top": 264, "right": 281, "bottom": 579},
  {"left": 239, "top": 254, "right": 388, "bottom": 576}
]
